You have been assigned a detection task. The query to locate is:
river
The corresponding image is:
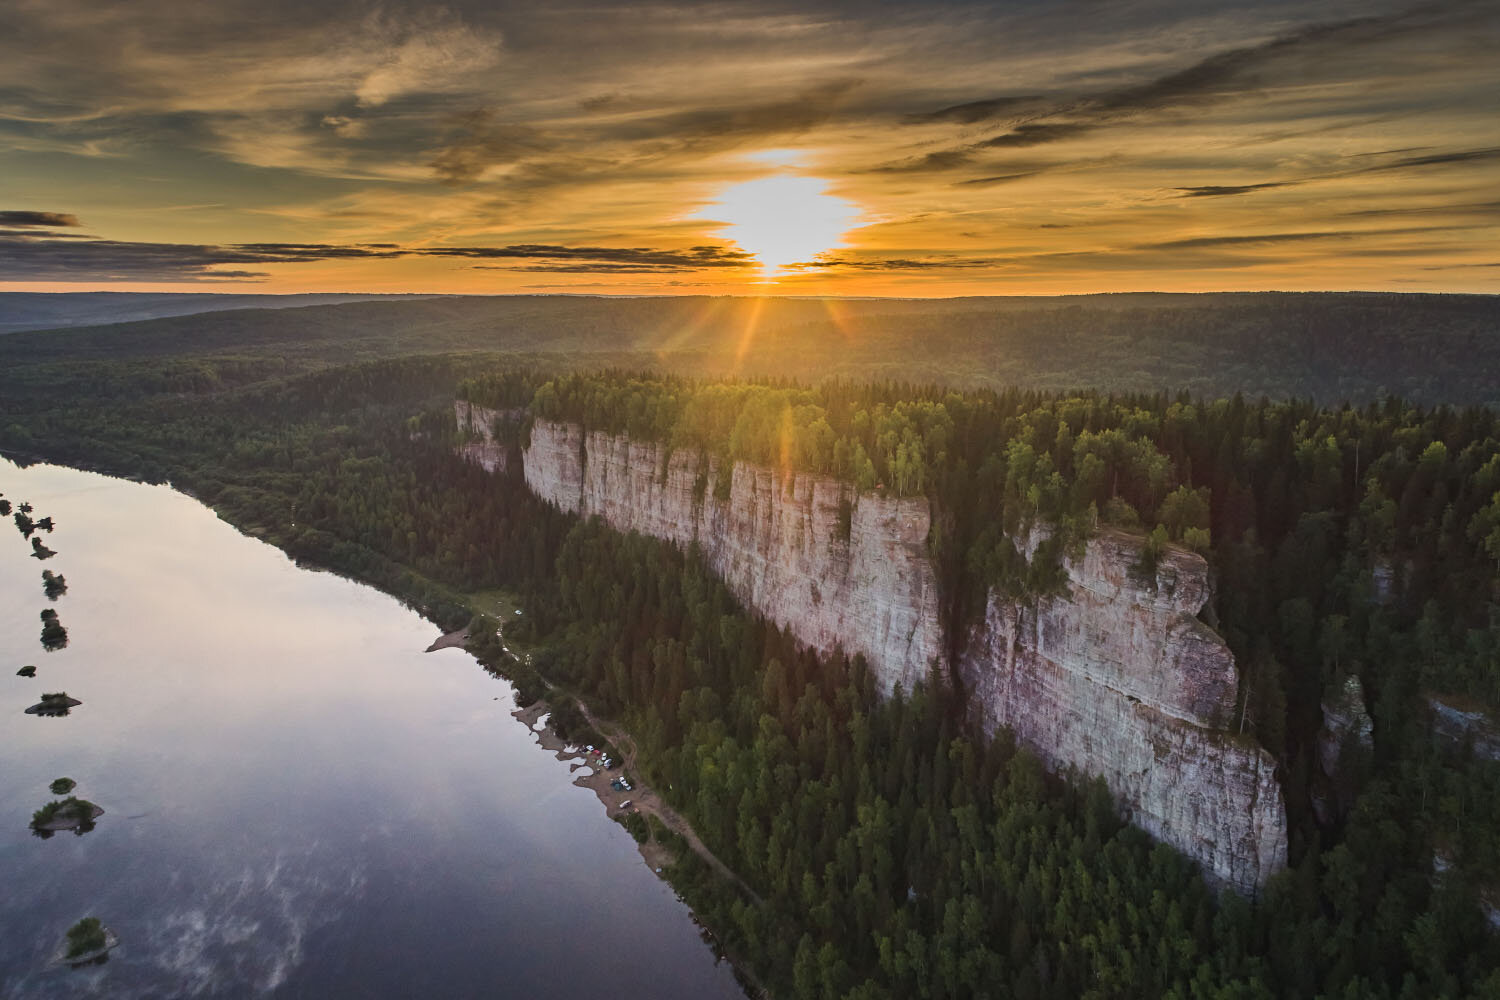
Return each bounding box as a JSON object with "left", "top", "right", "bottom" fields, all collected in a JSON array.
[{"left": 0, "top": 459, "right": 746, "bottom": 999}]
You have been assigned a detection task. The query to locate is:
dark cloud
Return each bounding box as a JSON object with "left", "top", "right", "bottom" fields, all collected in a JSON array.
[
  {"left": 231, "top": 243, "right": 406, "bottom": 260},
  {"left": 882, "top": 5, "right": 1467, "bottom": 169},
  {"left": 474, "top": 263, "right": 697, "bottom": 274},
  {"left": 867, "top": 149, "right": 974, "bottom": 174},
  {"left": 789, "top": 254, "right": 1002, "bottom": 271},
  {"left": 0, "top": 211, "right": 80, "bottom": 226},
  {"left": 904, "top": 96, "right": 1039, "bottom": 125},
  {"left": 954, "top": 171, "right": 1044, "bottom": 187},
  {"left": 1141, "top": 225, "right": 1472, "bottom": 250},
  {"left": 426, "top": 82, "right": 862, "bottom": 187},
  {"left": 0, "top": 228, "right": 94, "bottom": 238},
  {"left": 614, "top": 80, "right": 862, "bottom": 154},
  {"left": 1175, "top": 182, "right": 1296, "bottom": 197},
  {"left": 1144, "top": 231, "right": 1355, "bottom": 250},
  {"left": 1343, "top": 200, "right": 1500, "bottom": 218},
  {"left": 429, "top": 109, "right": 555, "bottom": 185},
  {"left": 1170, "top": 147, "right": 1500, "bottom": 202},
  {"left": 422, "top": 243, "right": 752, "bottom": 268},
  {"left": 0, "top": 227, "right": 752, "bottom": 281},
  {"left": 1357, "top": 146, "right": 1500, "bottom": 173},
  {"left": 977, "top": 123, "right": 1093, "bottom": 148}
]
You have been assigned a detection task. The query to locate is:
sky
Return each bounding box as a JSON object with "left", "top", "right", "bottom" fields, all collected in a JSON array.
[{"left": 1, "top": 0, "right": 1497, "bottom": 296}]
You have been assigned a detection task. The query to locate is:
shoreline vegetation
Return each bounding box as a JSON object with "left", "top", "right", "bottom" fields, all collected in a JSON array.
[
  {"left": 443, "top": 613, "right": 768, "bottom": 996},
  {"left": 5, "top": 348, "right": 1500, "bottom": 996},
  {"left": 510, "top": 695, "right": 766, "bottom": 995}
]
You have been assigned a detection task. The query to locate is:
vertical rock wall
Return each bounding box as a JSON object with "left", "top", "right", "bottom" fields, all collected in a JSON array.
[
  {"left": 508, "top": 414, "right": 1288, "bottom": 892},
  {"left": 454, "top": 400, "right": 508, "bottom": 474},
  {"left": 957, "top": 531, "right": 1287, "bottom": 894},
  {"left": 523, "top": 418, "right": 945, "bottom": 695}
]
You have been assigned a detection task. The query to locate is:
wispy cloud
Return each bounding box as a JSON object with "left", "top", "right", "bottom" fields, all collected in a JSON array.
[
  {"left": 0, "top": 210, "right": 81, "bottom": 226},
  {"left": 0, "top": 225, "right": 752, "bottom": 281},
  {"left": 1175, "top": 183, "right": 1296, "bottom": 198},
  {"left": 0, "top": 0, "right": 1495, "bottom": 293}
]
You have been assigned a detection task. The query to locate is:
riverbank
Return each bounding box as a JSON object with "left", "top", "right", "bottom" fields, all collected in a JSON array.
[{"left": 510, "top": 695, "right": 768, "bottom": 999}]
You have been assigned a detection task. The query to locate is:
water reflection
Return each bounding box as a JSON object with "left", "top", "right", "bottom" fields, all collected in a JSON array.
[{"left": 0, "top": 460, "right": 744, "bottom": 999}]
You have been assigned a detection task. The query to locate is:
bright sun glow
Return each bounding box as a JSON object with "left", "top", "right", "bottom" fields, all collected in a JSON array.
[{"left": 702, "top": 175, "right": 860, "bottom": 276}]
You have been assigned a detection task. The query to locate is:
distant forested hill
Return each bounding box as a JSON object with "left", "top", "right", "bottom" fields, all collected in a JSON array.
[
  {"left": 1, "top": 291, "right": 1496, "bottom": 405},
  {"left": 0, "top": 291, "right": 442, "bottom": 334}
]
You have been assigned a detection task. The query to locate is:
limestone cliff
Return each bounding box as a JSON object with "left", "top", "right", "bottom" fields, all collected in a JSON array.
[
  {"left": 455, "top": 400, "right": 509, "bottom": 474},
  {"left": 957, "top": 530, "right": 1286, "bottom": 894},
  {"left": 523, "top": 418, "right": 944, "bottom": 693},
  {"left": 507, "top": 415, "right": 1287, "bottom": 893}
]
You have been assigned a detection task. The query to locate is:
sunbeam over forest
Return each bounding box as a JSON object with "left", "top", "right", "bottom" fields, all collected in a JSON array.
[{"left": 2, "top": 2, "right": 1499, "bottom": 998}]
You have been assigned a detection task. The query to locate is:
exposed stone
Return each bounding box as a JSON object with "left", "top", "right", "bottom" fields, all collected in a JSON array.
[
  {"left": 1428, "top": 694, "right": 1500, "bottom": 761},
  {"left": 454, "top": 400, "right": 509, "bottom": 474},
  {"left": 1319, "top": 675, "right": 1374, "bottom": 778},
  {"left": 1370, "top": 559, "right": 1396, "bottom": 605},
  {"left": 523, "top": 419, "right": 944, "bottom": 693},
  {"left": 959, "top": 531, "right": 1286, "bottom": 895},
  {"left": 512, "top": 415, "right": 1288, "bottom": 893}
]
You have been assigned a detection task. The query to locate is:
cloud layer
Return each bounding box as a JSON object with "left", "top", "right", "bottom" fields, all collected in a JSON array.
[{"left": 0, "top": 0, "right": 1495, "bottom": 292}]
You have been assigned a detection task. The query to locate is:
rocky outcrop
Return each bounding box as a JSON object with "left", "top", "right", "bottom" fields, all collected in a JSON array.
[
  {"left": 957, "top": 530, "right": 1286, "bottom": 895},
  {"left": 523, "top": 419, "right": 944, "bottom": 694},
  {"left": 1428, "top": 694, "right": 1500, "bottom": 762},
  {"left": 1319, "top": 675, "right": 1374, "bottom": 778},
  {"left": 508, "top": 415, "right": 1288, "bottom": 892},
  {"left": 454, "top": 400, "right": 508, "bottom": 473}
]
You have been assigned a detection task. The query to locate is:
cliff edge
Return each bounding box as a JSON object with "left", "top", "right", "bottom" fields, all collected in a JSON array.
[{"left": 495, "top": 411, "right": 1287, "bottom": 893}]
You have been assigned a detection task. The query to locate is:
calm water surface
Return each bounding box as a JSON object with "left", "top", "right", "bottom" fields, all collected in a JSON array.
[{"left": 0, "top": 460, "right": 745, "bottom": 999}]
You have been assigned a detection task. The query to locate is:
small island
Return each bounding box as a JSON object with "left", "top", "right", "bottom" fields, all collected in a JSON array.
[
  {"left": 40, "top": 610, "right": 68, "bottom": 651},
  {"left": 17, "top": 665, "right": 37, "bottom": 677},
  {"left": 25, "top": 692, "right": 81, "bottom": 716},
  {"left": 50, "top": 777, "right": 77, "bottom": 795},
  {"left": 31, "top": 796, "right": 103, "bottom": 835},
  {"left": 31, "top": 536, "right": 57, "bottom": 559},
  {"left": 42, "top": 569, "right": 68, "bottom": 599},
  {"left": 57, "top": 917, "right": 118, "bottom": 966}
]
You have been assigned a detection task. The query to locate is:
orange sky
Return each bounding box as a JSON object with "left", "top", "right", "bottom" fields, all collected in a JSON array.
[{"left": 2, "top": 0, "right": 1497, "bottom": 295}]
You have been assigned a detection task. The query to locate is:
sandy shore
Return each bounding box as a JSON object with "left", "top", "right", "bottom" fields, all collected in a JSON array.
[
  {"left": 424, "top": 625, "right": 470, "bottom": 653},
  {"left": 512, "top": 700, "right": 638, "bottom": 818}
]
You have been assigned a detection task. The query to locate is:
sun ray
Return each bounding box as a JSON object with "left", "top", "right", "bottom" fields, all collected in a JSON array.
[{"left": 731, "top": 294, "right": 768, "bottom": 371}]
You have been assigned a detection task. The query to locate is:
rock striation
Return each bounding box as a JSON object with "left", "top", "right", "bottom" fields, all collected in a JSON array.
[
  {"left": 523, "top": 419, "right": 944, "bottom": 694},
  {"left": 505, "top": 415, "right": 1288, "bottom": 892},
  {"left": 957, "top": 530, "right": 1286, "bottom": 894}
]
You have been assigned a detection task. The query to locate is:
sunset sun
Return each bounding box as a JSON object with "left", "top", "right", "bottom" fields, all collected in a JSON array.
[{"left": 701, "top": 173, "right": 860, "bottom": 276}]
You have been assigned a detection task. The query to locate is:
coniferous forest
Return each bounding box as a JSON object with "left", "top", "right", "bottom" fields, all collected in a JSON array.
[{"left": 2, "top": 325, "right": 1500, "bottom": 997}]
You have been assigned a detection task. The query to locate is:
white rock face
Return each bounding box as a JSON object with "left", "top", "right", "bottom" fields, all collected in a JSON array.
[
  {"left": 958, "top": 530, "right": 1287, "bottom": 894},
  {"left": 518, "top": 417, "right": 1288, "bottom": 893},
  {"left": 523, "top": 418, "right": 944, "bottom": 694},
  {"left": 454, "top": 400, "right": 508, "bottom": 473}
]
